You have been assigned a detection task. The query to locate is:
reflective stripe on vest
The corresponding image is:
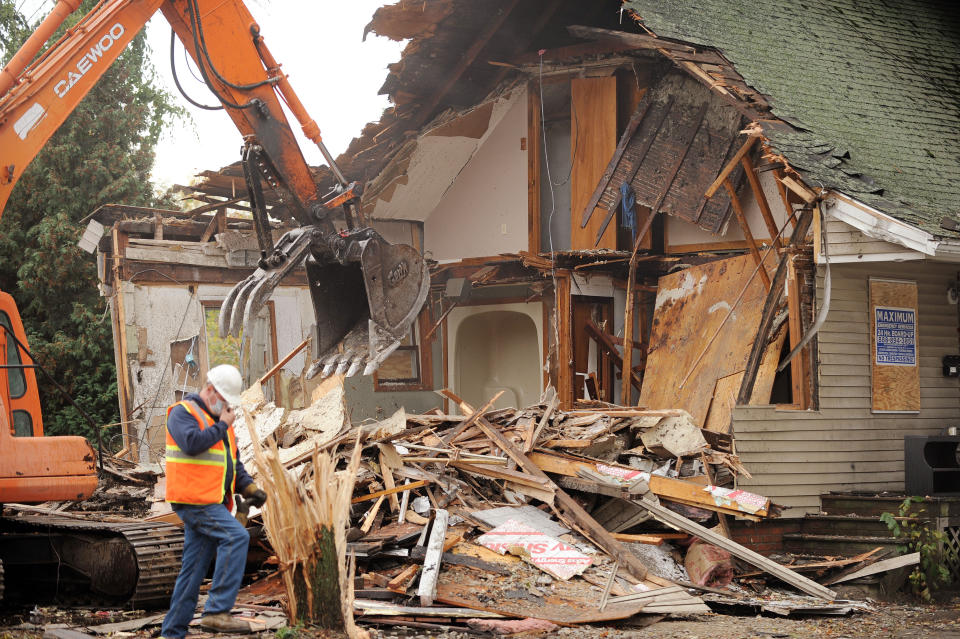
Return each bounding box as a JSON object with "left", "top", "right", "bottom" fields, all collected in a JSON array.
[{"left": 164, "top": 400, "right": 237, "bottom": 506}]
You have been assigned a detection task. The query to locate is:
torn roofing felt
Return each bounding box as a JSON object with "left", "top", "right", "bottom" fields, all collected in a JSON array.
[{"left": 624, "top": 0, "right": 960, "bottom": 237}]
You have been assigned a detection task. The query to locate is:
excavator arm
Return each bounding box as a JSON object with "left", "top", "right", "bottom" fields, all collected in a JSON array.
[{"left": 0, "top": 0, "right": 429, "bottom": 379}]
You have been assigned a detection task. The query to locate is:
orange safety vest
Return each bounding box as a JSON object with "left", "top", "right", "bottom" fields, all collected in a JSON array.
[{"left": 165, "top": 400, "right": 238, "bottom": 506}]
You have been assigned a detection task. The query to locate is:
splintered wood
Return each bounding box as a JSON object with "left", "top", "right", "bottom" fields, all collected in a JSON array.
[{"left": 242, "top": 377, "right": 365, "bottom": 636}]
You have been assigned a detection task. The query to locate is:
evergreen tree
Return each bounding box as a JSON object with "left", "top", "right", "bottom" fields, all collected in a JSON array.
[{"left": 0, "top": 0, "right": 181, "bottom": 446}]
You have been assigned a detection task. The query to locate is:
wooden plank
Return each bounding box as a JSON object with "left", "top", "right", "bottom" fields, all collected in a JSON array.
[
  {"left": 830, "top": 552, "right": 919, "bottom": 584},
  {"left": 527, "top": 80, "right": 542, "bottom": 253},
  {"left": 556, "top": 272, "right": 574, "bottom": 408},
  {"left": 585, "top": 320, "right": 643, "bottom": 391},
  {"left": 418, "top": 509, "right": 449, "bottom": 606},
  {"left": 632, "top": 496, "right": 836, "bottom": 599},
  {"left": 741, "top": 153, "right": 782, "bottom": 249},
  {"left": 780, "top": 175, "right": 817, "bottom": 203},
  {"left": 750, "top": 323, "right": 788, "bottom": 404},
  {"left": 579, "top": 96, "right": 652, "bottom": 228},
  {"left": 387, "top": 564, "right": 420, "bottom": 594},
  {"left": 704, "top": 371, "right": 744, "bottom": 434},
  {"left": 786, "top": 257, "right": 808, "bottom": 408},
  {"left": 737, "top": 208, "right": 814, "bottom": 404},
  {"left": 473, "top": 417, "right": 651, "bottom": 581},
  {"left": 611, "top": 532, "right": 688, "bottom": 544},
  {"left": 621, "top": 211, "right": 659, "bottom": 404},
  {"left": 527, "top": 451, "right": 771, "bottom": 518},
  {"left": 870, "top": 278, "right": 920, "bottom": 411},
  {"left": 352, "top": 480, "right": 428, "bottom": 504},
  {"left": 724, "top": 179, "right": 770, "bottom": 289},
  {"left": 571, "top": 77, "right": 618, "bottom": 250},
  {"left": 704, "top": 136, "right": 757, "bottom": 198}
]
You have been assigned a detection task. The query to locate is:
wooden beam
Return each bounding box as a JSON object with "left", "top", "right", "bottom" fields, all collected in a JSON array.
[
  {"left": 418, "top": 509, "right": 449, "bottom": 606},
  {"left": 567, "top": 25, "right": 697, "bottom": 55},
  {"left": 785, "top": 256, "right": 809, "bottom": 409},
  {"left": 704, "top": 136, "right": 758, "bottom": 198},
  {"left": 257, "top": 337, "right": 310, "bottom": 386},
  {"left": 473, "top": 417, "right": 651, "bottom": 581},
  {"left": 780, "top": 175, "right": 817, "bottom": 203},
  {"left": 621, "top": 209, "right": 660, "bottom": 403},
  {"left": 527, "top": 80, "right": 542, "bottom": 253},
  {"left": 632, "top": 496, "right": 836, "bottom": 600},
  {"left": 352, "top": 480, "right": 429, "bottom": 504},
  {"left": 736, "top": 208, "right": 813, "bottom": 404},
  {"left": 740, "top": 153, "right": 782, "bottom": 249},
  {"left": 584, "top": 320, "right": 642, "bottom": 391},
  {"left": 555, "top": 272, "right": 573, "bottom": 409},
  {"left": 408, "top": 0, "right": 520, "bottom": 131},
  {"left": 723, "top": 179, "right": 771, "bottom": 289}
]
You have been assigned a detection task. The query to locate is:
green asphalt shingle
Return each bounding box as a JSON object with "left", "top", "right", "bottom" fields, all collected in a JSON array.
[{"left": 625, "top": 0, "right": 960, "bottom": 237}]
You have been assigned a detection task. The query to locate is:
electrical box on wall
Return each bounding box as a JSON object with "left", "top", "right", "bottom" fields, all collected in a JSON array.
[{"left": 943, "top": 355, "right": 960, "bottom": 377}]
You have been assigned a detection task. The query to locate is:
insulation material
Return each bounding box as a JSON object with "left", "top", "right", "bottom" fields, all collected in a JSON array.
[
  {"left": 639, "top": 254, "right": 769, "bottom": 426},
  {"left": 684, "top": 540, "right": 734, "bottom": 588},
  {"left": 705, "top": 485, "right": 768, "bottom": 515},
  {"left": 476, "top": 519, "right": 593, "bottom": 580}
]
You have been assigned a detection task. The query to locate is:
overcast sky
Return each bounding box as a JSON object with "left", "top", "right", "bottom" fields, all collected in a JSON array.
[
  {"left": 17, "top": 0, "right": 403, "bottom": 191},
  {"left": 145, "top": 0, "right": 402, "bottom": 190}
]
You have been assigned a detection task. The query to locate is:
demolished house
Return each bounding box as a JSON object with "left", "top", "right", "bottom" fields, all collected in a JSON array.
[{"left": 82, "top": 0, "right": 960, "bottom": 546}]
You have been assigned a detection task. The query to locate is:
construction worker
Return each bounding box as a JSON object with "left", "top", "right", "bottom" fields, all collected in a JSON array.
[{"left": 161, "top": 364, "right": 267, "bottom": 638}]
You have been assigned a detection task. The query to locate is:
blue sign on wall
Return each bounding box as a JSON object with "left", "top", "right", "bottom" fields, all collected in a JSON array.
[{"left": 875, "top": 306, "right": 916, "bottom": 366}]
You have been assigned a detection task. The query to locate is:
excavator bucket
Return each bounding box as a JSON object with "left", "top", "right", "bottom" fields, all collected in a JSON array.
[
  {"left": 219, "top": 228, "right": 430, "bottom": 379},
  {"left": 306, "top": 236, "right": 431, "bottom": 378}
]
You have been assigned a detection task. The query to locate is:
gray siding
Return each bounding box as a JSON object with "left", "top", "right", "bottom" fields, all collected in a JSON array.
[{"left": 733, "top": 261, "right": 960, "bottom": 515}]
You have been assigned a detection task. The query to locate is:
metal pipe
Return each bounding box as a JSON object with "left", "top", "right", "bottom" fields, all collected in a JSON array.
[{"left": 0, "top": 0, "right": 83, "bottom": 96}]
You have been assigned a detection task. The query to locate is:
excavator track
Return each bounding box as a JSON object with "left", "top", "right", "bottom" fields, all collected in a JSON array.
[{"left": 0, "top": 513, "right": 183, "bottom": 607}]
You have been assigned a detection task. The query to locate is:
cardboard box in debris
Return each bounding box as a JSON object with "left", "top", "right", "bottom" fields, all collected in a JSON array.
[{"left": 121, "top": 376, "right": 896, "bottom": 631}]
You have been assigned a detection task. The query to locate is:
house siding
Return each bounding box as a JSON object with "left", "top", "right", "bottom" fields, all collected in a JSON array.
[
  {"left": 823, "top": 216, "right": 926, "bottom": 262},
  {"left": 733, "top": 260, "right": 960, "bottom": 515}
]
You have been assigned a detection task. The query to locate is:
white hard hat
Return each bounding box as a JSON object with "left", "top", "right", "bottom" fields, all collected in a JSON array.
[{"left": 206, "top": 364, "right": 243, "bottom": 406}]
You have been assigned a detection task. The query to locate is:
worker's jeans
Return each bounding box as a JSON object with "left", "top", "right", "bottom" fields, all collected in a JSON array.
[{"left": 160, "top": 503, "right": 250, "bottom": 639}]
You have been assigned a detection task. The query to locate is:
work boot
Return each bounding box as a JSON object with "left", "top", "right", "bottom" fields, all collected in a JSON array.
[{"left": 199, "top": 613, "right": 254, "bottom": 634}]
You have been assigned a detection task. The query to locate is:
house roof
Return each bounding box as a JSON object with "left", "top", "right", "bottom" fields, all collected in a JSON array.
[{"left": 624, "top": 0, "right": 960, "bottom": 237}]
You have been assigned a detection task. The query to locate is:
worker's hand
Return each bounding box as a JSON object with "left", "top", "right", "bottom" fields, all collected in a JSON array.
[
  {"left": 220, "top": 404, "right": 236, "bottom": 426},
  {"left": 242, "top": 483, "right": 267, "bottom": 508}
]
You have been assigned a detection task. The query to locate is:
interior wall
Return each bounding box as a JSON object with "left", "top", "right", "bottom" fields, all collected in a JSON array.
[
  {"left": 424, "top": 92, "right": 529, "bottom": 261},
  {"left": 447, "top": 302, "right": 545, "bottom": 411},
  {"left": 666, "top": 170, "right": 789, "bottom": 248}
]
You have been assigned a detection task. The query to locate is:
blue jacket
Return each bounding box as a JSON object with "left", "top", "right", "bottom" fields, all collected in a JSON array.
[{"left": 166, "top": 392, "right": 253, "bottom": 504}]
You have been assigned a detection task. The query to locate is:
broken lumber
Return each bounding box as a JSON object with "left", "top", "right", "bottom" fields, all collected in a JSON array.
[
  {"left": 417, "top": 509, "right": 449, "bottom": 606},
  {"left": 828, "top": 552, "right": 919, "bottom": 585},
  {"left": 631, "top": 496, "right": 836, "bottom": 600},
  {"left": 473, "top": 416, "right": 651, "bottom": 581}
]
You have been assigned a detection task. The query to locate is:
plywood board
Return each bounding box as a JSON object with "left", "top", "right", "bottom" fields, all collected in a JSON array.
[
  {"left": 869, "top": 278, "right": 920, "bottom": 412},
  {"left": 704, "top": 371, "right": 744, "bottom": 433},
  {"left": 639, "top": 254, "right": 769, "bottom": 426},
  {"left": 750, "top": 323, "right": 789, "bottom": 405},
  {"left": 571, "top": 76, "right": 617, "bottom": 250}
]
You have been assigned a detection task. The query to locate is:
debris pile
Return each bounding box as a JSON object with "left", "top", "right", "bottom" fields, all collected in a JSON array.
[{"left": 216, "top": 378, "right": 875, "bottom": 634}]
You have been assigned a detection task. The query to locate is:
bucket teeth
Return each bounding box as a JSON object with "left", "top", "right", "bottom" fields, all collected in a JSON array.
[{"left": 306, "top": 321, "right": 404, "bottom": 380}]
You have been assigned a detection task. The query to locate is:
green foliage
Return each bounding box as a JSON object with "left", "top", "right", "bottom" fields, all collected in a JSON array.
[
  {"left": 880, "top": 496, "right": 955, "bottom": 601},
  {"left": 274, "top": 623, "right": 303, "bottom": 639},
  {"left": 0, "top": 0, "right": 182, "bottom": 446}
]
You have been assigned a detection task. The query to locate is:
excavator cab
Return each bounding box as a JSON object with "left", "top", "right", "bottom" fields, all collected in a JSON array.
[{"left": 0, "top": 292, "right": 97, "bottom": 503}]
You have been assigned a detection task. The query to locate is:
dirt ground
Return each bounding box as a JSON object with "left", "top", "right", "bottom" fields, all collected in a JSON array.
[{"left": 2, "top": 597, "right": 959, "bottom": 639}]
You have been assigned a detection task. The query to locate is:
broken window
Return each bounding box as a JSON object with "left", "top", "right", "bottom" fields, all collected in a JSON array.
[
  {"left": 201, "top": 300, "right": 277, "bottom": 386},
  {"left": 374, "top": 307, "right": 432, "bottom": 392}
]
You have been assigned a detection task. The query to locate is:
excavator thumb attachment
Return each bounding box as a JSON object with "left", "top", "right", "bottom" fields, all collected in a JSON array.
[
  {"left": 306, "top": 233, "right": 431, "bottom": 378},
  {"left": 219, "top": 227, "right": 430, "bottom": 379}
]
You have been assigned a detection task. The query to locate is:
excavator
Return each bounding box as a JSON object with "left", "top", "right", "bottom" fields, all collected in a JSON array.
[{"left": 0, "top": 0, "right": 429, "bottom": 606}]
